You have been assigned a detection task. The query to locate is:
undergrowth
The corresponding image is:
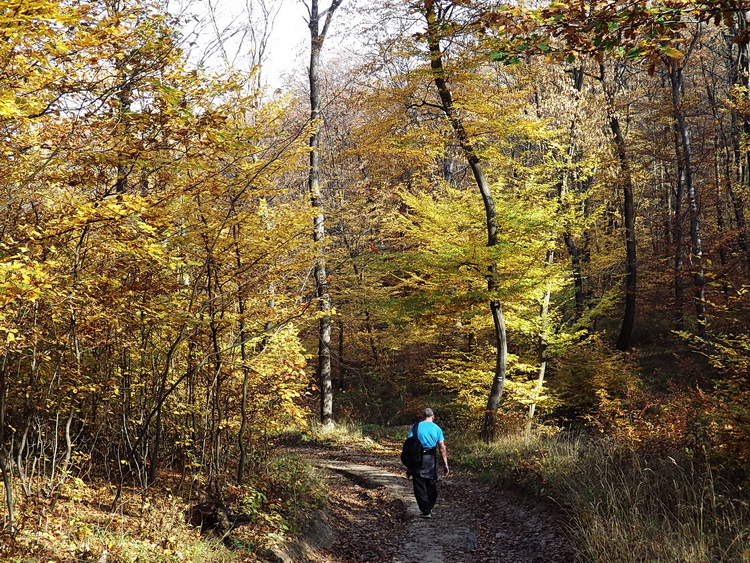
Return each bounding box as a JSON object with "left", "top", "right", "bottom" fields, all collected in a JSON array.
[
  {"left": 453, "top": 429, "right": 750, "bottom": 562},
  {"left": 0, "top": 451, "right": 327, "bottom": 562},
  {"left": 4, "top": 485, "right": 234, "bottom": 562}
]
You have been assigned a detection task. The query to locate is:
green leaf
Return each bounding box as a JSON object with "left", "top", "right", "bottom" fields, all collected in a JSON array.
[{"left": 625, "top": 47, "right": 643, "bottom": 59}]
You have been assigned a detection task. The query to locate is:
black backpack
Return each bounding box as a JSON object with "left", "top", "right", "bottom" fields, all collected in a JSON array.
[{"left": 400, "top": 422, "right": 423, "bottom": 475}]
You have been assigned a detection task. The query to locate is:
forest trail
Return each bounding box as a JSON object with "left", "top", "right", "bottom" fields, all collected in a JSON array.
[{"left": 278, "top": 445, "right": 575, "bottom": 562}]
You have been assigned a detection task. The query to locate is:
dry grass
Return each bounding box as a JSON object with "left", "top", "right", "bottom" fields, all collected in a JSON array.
[
  {"left": 559, "top": 443, "right": 750, "bottom": 562},
  {"left": 1, "top": 478, "right": 233, "bottom": 562},
  {"left": 454, "top": 430, "right": 750, "bottom": 562},
  {"left": 0, "top": 453, "right": 327, "bottom": 562},
  {"left": 304, "top": 420, "right": 386, "bottom": 453}
]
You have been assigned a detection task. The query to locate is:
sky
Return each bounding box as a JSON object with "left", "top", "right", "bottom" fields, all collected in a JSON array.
[{"left": 168, "top": 0, "right": 349, "bottom": 90}]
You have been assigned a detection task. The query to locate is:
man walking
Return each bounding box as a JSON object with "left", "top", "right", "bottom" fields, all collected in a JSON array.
[{"left": 408, "top": 407, "right": 449, "bottom": 518}]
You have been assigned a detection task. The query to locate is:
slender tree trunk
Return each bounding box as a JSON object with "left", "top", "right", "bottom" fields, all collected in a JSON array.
[
  {"left": 148, "top": 379, "right": 164, "bottom": 485},
  {"left": 0, "top": 450, "right": 13, "bottom": 534},
  {"left": 422, "top": 0, "right": 505, "bottom": 441},
  {"left": 714, "top": 147, "right": 730, "bottom": 295},
  {"left": 728, "top": 13, "right": 750, "bottom": 271},
  {"left": 306, "top": 0, "right": 342, "bottom": 428},
  {"left": 738, "top": 12, "right": 750, "bottom": 188},
  {"left": 726, "top": 143, "right": 750, "bottom": 270},
  {"left": 527, "top": 250, "right": 554, "bottom": 431},
  {"left": 669, "top": 63, "right": 706, "bottom": 334},
  {"left": 337, "top": 319, "right": 345, "bottom": 390},
  {"left": 234, "top": 225, "right": 250, "bottom": 484},
  {"left": 352, "top": 258, "right": 381, "bottom": 366},
  {"left": 238, "top": 356, "right": 250, "bottom": 483},
  {"left": 364, "top": 311, "right": 380, "bottom": 365},
  {"left": 564, "top": 66, "right": 587, "bottom": 317},
  {"left": 0, "top": 366, "right": 13, "bottom": 533},
  {"left": 610, "top": 112, "right": 637, "bottom": 351},
  {"left": 672, "top": 125, "right": 685, "bottom": 330}
]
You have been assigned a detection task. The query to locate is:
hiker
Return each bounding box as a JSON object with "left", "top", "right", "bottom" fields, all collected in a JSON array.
[{"left": 408, "top": 407, "right": 449, "bottom": 518}]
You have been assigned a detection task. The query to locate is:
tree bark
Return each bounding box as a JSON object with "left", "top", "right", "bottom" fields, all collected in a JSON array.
[
  {"left": 526, "top": 250, "right": 554, "bottom": 430},
  {"left": 0, "top": 366, "right": 13, "bottom": 533},
  {"left": 671, "top": 123, "right": 686, "bottom": 330},
  {"left": 234, "top": 224, "right": 251, "bottom": 484},
  {"left": 563, "top": 66, "right": 587, "bottom": 318},
  {"left": 728, "top": 12, "right": 750, "bottom": 272}
]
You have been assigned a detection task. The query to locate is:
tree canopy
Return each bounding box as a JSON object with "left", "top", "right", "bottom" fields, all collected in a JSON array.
[{"left": 2, "top": 0, "right": 750, "bottom": 557}]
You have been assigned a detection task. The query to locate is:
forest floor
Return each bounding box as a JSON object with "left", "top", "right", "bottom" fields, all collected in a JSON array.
[{"left": 276, "top": 442, "right": 576, "bottom": 563}]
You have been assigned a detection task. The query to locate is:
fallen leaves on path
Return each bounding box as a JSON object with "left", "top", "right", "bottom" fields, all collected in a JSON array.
[{"left": 289, "top": 445, "right": 575, "bottom": 562}]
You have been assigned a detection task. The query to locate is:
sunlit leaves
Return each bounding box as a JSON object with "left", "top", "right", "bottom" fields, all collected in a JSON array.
[{"left": 0, "top": 0, "right": 318, "bottom": 500}]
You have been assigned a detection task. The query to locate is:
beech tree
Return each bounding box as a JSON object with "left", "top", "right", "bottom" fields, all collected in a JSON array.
[
  {"left": 419, "top": 0, "right": 507, "bottom": 441},
  {"left": 333, "top": 0, "right": 574, "bottom": 436},
  {"left": 303, "top": 0, "right": 344, "bottom": 427}
]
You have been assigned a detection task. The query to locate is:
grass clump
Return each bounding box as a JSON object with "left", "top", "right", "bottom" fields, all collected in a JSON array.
[
  {"left": 454, "top": 429, "right": 750, "bottom": 562},
  {"left": 302, "top": 420, "right": 387, "bottom": 453}
]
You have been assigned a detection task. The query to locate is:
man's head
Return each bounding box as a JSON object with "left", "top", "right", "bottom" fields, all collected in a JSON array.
[{"left": 422, "top": 407, "right": 435, "bottom": 420}]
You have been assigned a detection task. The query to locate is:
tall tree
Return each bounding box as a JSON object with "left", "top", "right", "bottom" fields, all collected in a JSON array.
[
  {"left": 483, "top": 0, "right": 748, "bottom": 343},
  {"left": 667, "top": 52, "right": 707, "bottom": 334},
  {"left": 599, "top": 62, "right": 638, "bottom": 351},
  {"left": 304, "top": 0, "right": 344, "bottom": 427},
  {"left": 421, "top": 0, "right": 507, "bottom": 441}
]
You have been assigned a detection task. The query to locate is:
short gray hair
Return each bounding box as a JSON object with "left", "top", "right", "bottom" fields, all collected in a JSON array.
[{"left": 422, "top": 407, "right": 434, "bottom": 419}]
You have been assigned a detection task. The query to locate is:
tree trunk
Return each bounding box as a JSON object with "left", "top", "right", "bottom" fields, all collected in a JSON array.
[
  {"left": 669, "top": 62, "right": 706, "bottom": 334},
  {"left": 610, "top": 112, "right": 637, "bottom": 351},
  {"left": 738, "top": 11, "right": 750, "bottom": 189},
  {"left": 526, "top": 250, "right": 554, "bottom": 431},
  {"left": 306, "top": 0, "right": 343, "bottom": 428},
  {"left": 672, "top": 124, "right": 685, "bottom": 330},
  {"left": 714, "top": 147, "right": 730, "bottom": 295},
  {"left": 0, "top": 450, "right": 13, "bottom": 534},
  {"left": 0, "top": 366, "right": 13, "bottom": 533},
  {"left": 235, "top": 226, "right": 251, "bottom": 484},
  {"left": 728, "top": 13, "right": 750, "bottom": 272},
  {"left": 564, "top": 66, "right": 587, "bottom": 318},
  {"left": 481, "top": 298, "right": 507, "bottom": 442},
  {"left": 422, "top": 0, "right": 505, "bottom": 441}
]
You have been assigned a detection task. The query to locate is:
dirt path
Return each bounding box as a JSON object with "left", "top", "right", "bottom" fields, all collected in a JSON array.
[{"left": 279, "top": 447, "right": 576, "bottom": 562}]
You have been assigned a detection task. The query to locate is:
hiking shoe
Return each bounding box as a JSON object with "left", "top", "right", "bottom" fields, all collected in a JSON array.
[{"left": 420, "top": 512, "right": 431, "bottom": 518}]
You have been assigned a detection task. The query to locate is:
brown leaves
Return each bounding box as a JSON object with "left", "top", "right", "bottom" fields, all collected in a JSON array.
[{"left": 481, "top": 0, "right": 747, "bottom": 66}]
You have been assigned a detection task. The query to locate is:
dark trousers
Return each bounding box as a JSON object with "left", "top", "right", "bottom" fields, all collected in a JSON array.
[{"left": 412, "top": 474, "right": 438, "bottom": 515}]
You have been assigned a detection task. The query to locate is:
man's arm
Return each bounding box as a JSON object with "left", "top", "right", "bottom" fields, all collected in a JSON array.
[{"left": 437, "top": 440, "right": 449, "bottom": 475}]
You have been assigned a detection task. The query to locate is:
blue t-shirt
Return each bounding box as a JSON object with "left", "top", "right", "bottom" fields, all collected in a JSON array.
[{"left": 407, "top": 421, "right": 444, "bottom": 448}]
